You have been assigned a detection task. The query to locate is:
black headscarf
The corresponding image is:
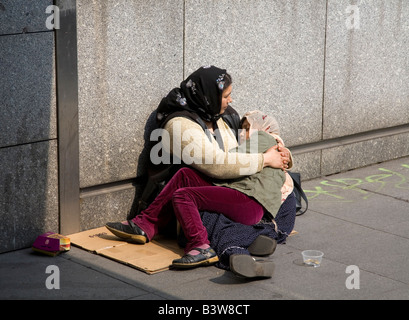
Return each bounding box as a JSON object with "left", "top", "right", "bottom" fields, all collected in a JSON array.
[{"left": 156, "top": 66, "right": 229, "bottom": 127}]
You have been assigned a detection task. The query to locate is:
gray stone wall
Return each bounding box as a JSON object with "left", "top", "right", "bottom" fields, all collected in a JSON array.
[
  {"left": 1, "top": 0, "right": 409, "bottom": 251},
  {"left": 0, "top": 0, "right": 58, "bottom": 252}
]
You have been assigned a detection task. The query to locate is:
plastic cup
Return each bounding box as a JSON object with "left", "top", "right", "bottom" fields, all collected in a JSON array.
[{"left": 302, "top": 250, "right": 324, "bottom": 267}]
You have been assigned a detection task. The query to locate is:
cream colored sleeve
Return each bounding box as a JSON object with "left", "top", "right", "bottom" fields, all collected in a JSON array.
[{"left": 163, "top": 117, "right": 264, "bottom": 179}]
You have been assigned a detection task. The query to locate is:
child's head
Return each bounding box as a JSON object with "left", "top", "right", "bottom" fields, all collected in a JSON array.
[{"left": 239, "top": 110, "right": 280, "bottom": 142}]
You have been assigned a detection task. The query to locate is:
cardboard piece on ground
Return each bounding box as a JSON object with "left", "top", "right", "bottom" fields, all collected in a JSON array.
[{"left": 68, "top": 227, "right": 184, "bottom": 274}]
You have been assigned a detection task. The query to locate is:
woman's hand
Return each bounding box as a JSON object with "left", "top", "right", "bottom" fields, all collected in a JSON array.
[{"left": 263, "top": 145, "right": 290, "bottom": 171}]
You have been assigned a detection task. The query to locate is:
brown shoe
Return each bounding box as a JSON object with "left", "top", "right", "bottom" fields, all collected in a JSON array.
[
  {"left": 248, "top": 235, "right": 277, "bottom": 256},
  {"left": 230, "top": 254, "right": 275, "bottom": 279}
]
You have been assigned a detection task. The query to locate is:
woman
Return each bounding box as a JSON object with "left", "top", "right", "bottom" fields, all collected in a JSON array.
[{"left": 106, "top": 66, "right": 290, "bottom": 271}]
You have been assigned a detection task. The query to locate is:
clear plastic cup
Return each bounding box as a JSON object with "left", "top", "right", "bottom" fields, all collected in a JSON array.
[{"left": 302, "top": 250, "right": 324, "bottom": 267}]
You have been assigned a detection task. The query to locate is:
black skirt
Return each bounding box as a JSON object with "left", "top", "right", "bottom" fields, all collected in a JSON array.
[{"left": 201, "top": 192, "right": 297, "bottom": 270}]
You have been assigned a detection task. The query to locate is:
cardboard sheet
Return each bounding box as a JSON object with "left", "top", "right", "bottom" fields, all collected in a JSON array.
[{"left": 68, "top": 227, "right": 184, "bottom": 274}]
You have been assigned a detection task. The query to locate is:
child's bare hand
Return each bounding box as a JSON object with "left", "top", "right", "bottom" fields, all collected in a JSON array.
[
  {"left": 278, "top": 146, "right": 290, "bottom": 160},
  {"left": 263, "top": 145, "right": 290, "bottom": 171}
]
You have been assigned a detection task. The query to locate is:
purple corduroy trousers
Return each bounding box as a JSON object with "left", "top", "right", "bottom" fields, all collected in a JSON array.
[{"left": 132, "top": 167, "right": 265, "bottom": 253}]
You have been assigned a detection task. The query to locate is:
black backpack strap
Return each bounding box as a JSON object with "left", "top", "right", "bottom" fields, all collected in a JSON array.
[{"left": 288, "top": 171, "right": 309, "bottom": 216}]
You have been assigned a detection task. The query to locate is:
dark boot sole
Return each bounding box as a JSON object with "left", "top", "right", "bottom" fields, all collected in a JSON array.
[
  {"left": 248, "top": 235, "right": 277, "bottom": 256},
  {"left": 230, "top": 254, "right": 274, "bottom": 279}
]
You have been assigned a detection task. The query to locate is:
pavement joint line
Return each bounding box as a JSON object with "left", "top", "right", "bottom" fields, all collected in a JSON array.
[
  {"left": 357, "top": 187, "right": 409, "bottom": 203},
  {"left": 300, "top": 208, "right": 409, "bottom": 241}
]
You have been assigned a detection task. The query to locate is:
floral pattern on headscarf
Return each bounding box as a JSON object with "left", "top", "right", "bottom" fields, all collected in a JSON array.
[{"left": 216, "top": 74, "right": 226, "bottom": 91}]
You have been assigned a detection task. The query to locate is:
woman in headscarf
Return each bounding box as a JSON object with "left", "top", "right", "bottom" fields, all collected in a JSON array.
[{"left": 106, "top": 66, "right": 291, "bottom": 273}]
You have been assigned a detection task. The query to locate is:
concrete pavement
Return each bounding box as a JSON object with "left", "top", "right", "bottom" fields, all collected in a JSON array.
[{"left": 1, "top": 156, "right": 409, "bottom": 302}]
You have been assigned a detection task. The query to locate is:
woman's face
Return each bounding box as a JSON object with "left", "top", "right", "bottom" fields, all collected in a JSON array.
[{"left": 220, "top": 85, "right": 233, "bottom": 114}]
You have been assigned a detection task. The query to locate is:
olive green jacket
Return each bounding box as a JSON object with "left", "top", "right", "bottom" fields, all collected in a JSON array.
[{"left": 213, "top": 131, "right": 286, "bottom": 218}]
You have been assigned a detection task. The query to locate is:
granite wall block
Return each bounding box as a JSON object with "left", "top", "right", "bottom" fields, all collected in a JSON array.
[
  {"left": 0, "top": 141, "right": 58, "bottom": 252},
  {"left": 0, "top": 0, "right": 53, "bottom": 35},
  {"left": 321, "top": 132, "right": 409, "bottom": 176},
  {"left": 80, "top": 185, "right": 143, "bottom": 231},
  {"left": 291, "top": 151, "right": 322, "bottom": 181},
  {"left": 77, "top": 0, "right": 184, "bottom": 188},
  {"left": 324, "top": 0, "right": 409, "bottom": 139},
  {"left": 0, "top": 32, "right": 56, "bottom": 148}
]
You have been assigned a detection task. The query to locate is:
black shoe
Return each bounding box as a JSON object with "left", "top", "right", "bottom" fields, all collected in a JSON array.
[
  {"left": 229, "top": 254, "right": 275, "bottom": 279},
  {"left": 172, "top": 247, "right": 219, "bottom": 269},
  {"left": 248, "top": 235, "right": 277, "bottom": 256},
  {"left": 105, "top": 220, "right": 148, "bottom": 244}
]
